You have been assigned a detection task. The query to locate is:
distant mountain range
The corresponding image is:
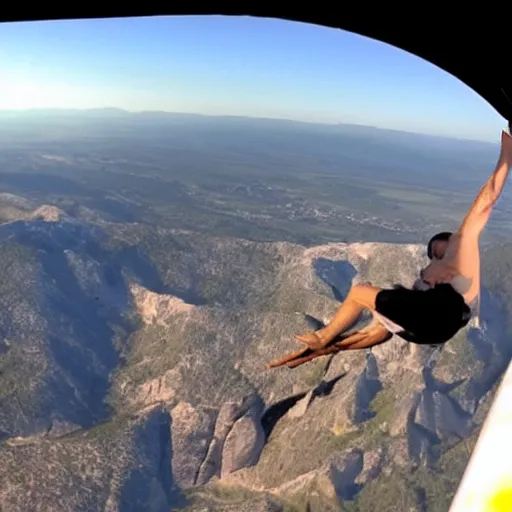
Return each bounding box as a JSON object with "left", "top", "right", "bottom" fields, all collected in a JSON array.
[{"left": 0, "top": 107, "right": 500, "bottom": 146}]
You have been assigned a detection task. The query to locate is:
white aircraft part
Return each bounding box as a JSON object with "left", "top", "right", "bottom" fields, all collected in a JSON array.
[{"left": 449, "top": 359, "right": 512, "bottom": 512}]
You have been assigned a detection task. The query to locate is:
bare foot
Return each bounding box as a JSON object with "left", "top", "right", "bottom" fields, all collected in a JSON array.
[{"left": 294, "top": 331, "right": 330, "bottom": 350}]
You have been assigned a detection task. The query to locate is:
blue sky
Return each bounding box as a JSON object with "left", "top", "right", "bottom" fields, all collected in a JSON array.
[{"left": 0, "top": 15, "right": 505, "bottom": 141}]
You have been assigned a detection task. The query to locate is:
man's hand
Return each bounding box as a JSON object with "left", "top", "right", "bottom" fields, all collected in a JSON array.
[
  {"left": 295, "top": 331, "right": 328, "bottom": 351},
  {"left": 421, "top": 262, "right": 458, "bottom": 287}
]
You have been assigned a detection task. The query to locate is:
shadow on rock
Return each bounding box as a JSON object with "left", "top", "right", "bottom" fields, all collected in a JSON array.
[
  {"left": 8, "top": 219, "right": 195, "bottom": 434},
  {"left": 118, "top": 408, "right": 188, "bottom": 512},
  {"left": 111, "top": 244, "right": 206, "bottom": 305},
  {"left": 313, "top": 257, "right": 357, "bottom": 302},
  {"left": 464, "top": 287, "right": 512, "bottom": 404},
  {"left": 261, "top": 392, "right": 308, "bottom": 439},
  {"left": 353, "top": 352, "right": 382, "bottom": 424},
  {"left": 261, "top": 373, "right": 347, "bottom": 440}
]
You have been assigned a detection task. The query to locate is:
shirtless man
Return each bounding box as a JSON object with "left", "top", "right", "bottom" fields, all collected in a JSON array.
[{"left": 296, "top": 130, "right": 512, "bottom": 351}]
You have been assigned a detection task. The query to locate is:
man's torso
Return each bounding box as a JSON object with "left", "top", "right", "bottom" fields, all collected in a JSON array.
[{"left": 421, "top": 232, "right": 480, "bottom": 306}]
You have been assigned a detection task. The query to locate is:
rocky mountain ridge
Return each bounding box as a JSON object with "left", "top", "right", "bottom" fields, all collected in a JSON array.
[{"left": 0, "top": 214, "right": 509, "bottom": 511}]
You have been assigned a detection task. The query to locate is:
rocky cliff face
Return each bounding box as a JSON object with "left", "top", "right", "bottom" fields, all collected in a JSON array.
[{"left": 0, "top": 215, "right": 509, "bottom": 512}]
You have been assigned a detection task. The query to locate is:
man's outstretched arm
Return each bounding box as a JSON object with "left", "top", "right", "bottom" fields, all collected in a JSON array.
[{"left": 458, "top": 130, "right": 512, "bottom": 237}]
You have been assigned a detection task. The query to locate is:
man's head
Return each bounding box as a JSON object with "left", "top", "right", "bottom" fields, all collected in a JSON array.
[{"left": 427, "top": 231, "right": 452, "bottom": 260}]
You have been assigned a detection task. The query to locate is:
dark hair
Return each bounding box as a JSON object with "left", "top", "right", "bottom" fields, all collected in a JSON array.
[{"left": 427, "top": 231, "right": 452, "bottom": 259}]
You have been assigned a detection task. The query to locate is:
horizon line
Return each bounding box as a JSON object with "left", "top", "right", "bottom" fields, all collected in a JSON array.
[{"left": 0, "top": 106, "right": 500, "bottom": 144}]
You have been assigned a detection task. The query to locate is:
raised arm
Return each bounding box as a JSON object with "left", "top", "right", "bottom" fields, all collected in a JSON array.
[{"left": 458, "top": 130, "right": 512, "bottom": 237}]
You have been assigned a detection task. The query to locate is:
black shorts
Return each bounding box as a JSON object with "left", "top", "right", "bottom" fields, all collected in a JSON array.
[{"left": 374, "top": 283, "right": 471, "bottom": 345}]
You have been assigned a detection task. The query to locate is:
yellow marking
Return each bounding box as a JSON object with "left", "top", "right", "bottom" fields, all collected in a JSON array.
[{"left": 488, "top": 483, "right": 512, "bottom": 512}]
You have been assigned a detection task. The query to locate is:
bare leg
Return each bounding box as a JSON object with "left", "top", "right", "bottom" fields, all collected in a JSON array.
[
  {"left": 295, "top": 283, "right": 382, "bottom": 350},
  {"left": 336, "top": 323, "right": 391, "bottom": 350},
  {"left": 328, "top": 322, "right": 389, "bottom": 349}
]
